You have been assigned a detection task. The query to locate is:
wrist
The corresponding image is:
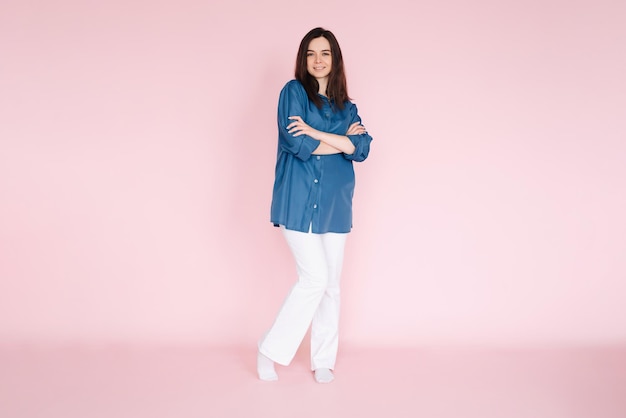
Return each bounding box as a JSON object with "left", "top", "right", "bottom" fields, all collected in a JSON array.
[{"left": 312, "top": 130, "right": 325, "bottom": 142}]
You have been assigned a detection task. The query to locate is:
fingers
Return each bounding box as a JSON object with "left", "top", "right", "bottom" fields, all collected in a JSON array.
[
  {"left": 346, "top": 122, "right": 367, "bottom": 135},
  {"left": 289, "top": 128, "right": 305, "bottom": 136},
  {"left": 287, "top": 118, "right": 307, "bottom": 136},
  {"left": 346, "top": 122, "right": 359, "bottom": 133},
  {"left": 286, "top": 115, "right": 303, "bottom": 130},
  {"left": 287, "top": 116, "right": 311, "bottom": 136},
  {"left": 287, "top": 116, "right": 302, "bottom": 128},
  {"left": 287, "top": 122, "right": 304, "bottom": 133}
]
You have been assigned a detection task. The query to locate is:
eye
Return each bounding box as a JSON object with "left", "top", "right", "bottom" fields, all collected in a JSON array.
[
  {"left": 322, "top": 52, "right": 331, "bottom": 56},
  {"left": 307, "top": 52, "right": 314, "bottom": 57}
]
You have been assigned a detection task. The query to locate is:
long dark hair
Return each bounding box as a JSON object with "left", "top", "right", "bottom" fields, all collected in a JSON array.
[{"left": 295, "top": 27, "right": 351, "bottom": 110}]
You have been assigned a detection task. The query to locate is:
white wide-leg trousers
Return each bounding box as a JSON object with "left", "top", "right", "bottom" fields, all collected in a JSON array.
[{"left": 259, "top": 226, "right": 347, "bottom": 370}]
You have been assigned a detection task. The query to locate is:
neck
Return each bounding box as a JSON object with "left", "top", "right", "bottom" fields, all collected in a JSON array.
[{"left": 317, "top": 78, "right": 328, "bottom": 96}]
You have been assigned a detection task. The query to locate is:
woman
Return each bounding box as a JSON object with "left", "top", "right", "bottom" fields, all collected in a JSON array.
[{"left": 257, "top": 27, "right": 373, "bottom": 383}]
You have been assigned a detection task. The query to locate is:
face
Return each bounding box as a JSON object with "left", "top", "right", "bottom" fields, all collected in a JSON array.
[{"left": 306, "top": 36, "right": 332, "bottom": 80}]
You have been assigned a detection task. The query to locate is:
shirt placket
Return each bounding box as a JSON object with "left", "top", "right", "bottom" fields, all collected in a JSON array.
[{"left": 307, "top": 154, "right": 322, "bottom": 232}]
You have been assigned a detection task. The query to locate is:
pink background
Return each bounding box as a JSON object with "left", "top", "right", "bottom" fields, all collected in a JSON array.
[{"left": 1, "top": 0, "right": 625, "bottom": 348}]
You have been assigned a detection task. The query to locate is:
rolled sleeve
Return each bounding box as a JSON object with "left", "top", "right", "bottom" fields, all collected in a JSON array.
[
  {"left": 277, "top": 80, "right": 320, "bottom": 161},
  {"left": 345, "top": 134, "right": 372, "bottom": 162},
  {"left": 344, "top": 104, "right": 373, "bottom": 162}
]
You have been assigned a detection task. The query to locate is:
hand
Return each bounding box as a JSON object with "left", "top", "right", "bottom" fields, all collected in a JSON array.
[
  {"left": 287, "top": 116, "right": 319, "bottom": 138},
  {"left": 346, "top": 122, "right": 367, "bottom": 136}
]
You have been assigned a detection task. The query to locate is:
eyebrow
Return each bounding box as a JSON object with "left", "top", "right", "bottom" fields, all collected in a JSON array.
[{"left": 307, "top": 49, "right": 331, "bottom": 52}]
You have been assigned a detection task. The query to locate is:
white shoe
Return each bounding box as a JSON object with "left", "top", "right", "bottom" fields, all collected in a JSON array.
[
  {"left": 314, "top": 368, "right": 334, "bottom": 384},
  {"left": 257, "top": 350, "right": 278, "bottom": 381}
]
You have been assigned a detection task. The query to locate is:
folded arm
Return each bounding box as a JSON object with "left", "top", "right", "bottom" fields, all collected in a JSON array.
[{"left": 288, "top": 116, "right": 367, "bottom": 155}]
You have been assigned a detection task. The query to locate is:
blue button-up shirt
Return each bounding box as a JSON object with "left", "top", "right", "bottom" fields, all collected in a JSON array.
[{"left": 270, "top": 80, "right": 373, "bottom": 233}]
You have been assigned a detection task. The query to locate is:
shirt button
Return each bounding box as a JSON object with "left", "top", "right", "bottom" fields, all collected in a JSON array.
[
  {"left": 316, "top": 156, "right": 321, "bottom": 160},
  {"left": 314, "top": 179, "right": 318, "bottom": 183},
  {"left": 313, "top": 204, "right": 317, "bottom": 209}
]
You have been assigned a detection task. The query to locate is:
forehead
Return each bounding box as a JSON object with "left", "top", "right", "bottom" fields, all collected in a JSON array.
[{"left": 307, "top": 36, "right": 331, "bottom": 51}]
